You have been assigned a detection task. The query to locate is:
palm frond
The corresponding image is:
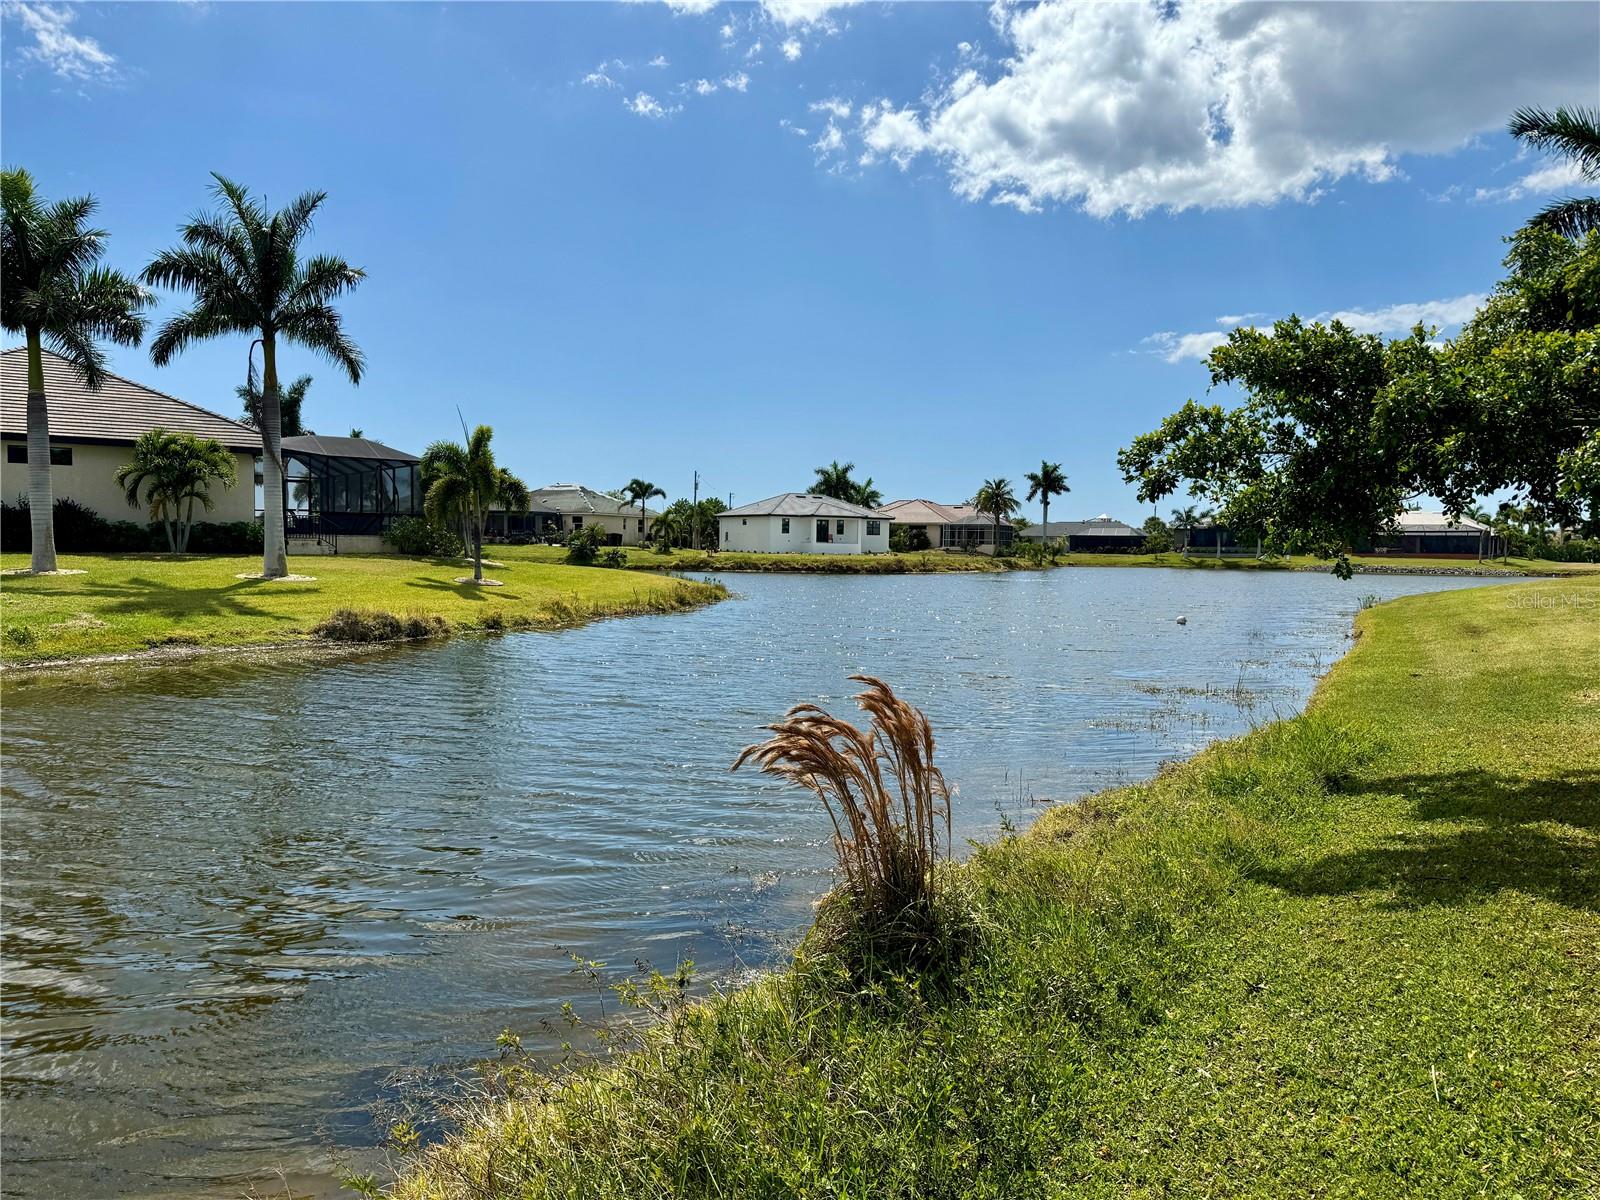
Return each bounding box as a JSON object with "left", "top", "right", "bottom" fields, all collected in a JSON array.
[
  {"left": 1509, "top": 105, "right": 1600, "bottom": 180},
  {"left": 1527, "top": 195, "right": 1600, "bottom": 239},
  {"left": 277, "top": 301, "right": 366, "bottom": 384}
]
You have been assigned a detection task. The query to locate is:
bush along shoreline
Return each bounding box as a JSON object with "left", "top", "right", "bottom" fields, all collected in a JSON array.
[{"left": 384, "top": 578, "right": 1599, "bottom": 1199}]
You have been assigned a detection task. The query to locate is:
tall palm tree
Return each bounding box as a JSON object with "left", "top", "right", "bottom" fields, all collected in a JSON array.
[
  {"left": 1170, "top": 504, "right": 1209, "bottom": 553},
  {"left": 1, "top": 168, "right": 149, "bottom": 573},
  {"left": 810, "top": 460, "right": 859, "bottom": 502},
  {"left": 624, "top": 477, "right": 666, "bottom": 542},
  {"left": 973, "top": 477, "right": 1019, "bottom": 551},
  {"left": 114, "top": 429, "right": 238, "bottom": 553},
  {"left": 1023, "top": 460, "right": 1069, "bottom": 538},
  {"left": 1508, "top": 105, "right": 1600, "bottom": 238},
  {"left": 853, "top": 477, "right": 883, "bottom": 509},
  {"left": 238, "top": 373, "right": 313, "bottom": 437},
  {"left": 143, "top": 174, "right": 365, "bottom": 579},
  {"left": 422, "top": 426, "right": 527, "bottom": 583}
]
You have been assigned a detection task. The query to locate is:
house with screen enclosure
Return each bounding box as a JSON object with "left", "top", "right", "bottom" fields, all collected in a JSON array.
[
  {"left": 1, "top": 347, "right": 261, "bottom": 523},
  {"left": 493, "top": 483, "right": 657, "bottom": 545},
  {"left": 1018, "top": 516, "right": 1144, "bottom": 551},
  {"left": 280, "top": 434, "right": 421, "bottom": 554},
  {"left": 875, "top": 498, "right": 1013, "bottom": 552},
  {"left": 719, "top": 493, "right": 890, "bottom": 554}
]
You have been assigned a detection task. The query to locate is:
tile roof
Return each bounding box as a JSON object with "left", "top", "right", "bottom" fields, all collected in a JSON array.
[
  {"left": 1394, "top": 510, "right": 1491, "bottom": 533},
  {"left": 877, "top": 498, "right": 1010, "bottom": 526},
  {"left": 0, "top": 347, "right": 261, "bottom": 452},
  {"left": 1022, "top": 518, "right": 1142, "bottom": 538},
  {"left": 530, "top": 483, "right": 656, "bottom": 517},
  {"left": 722, "top": 492, "right": 889, "bottom": 519}
]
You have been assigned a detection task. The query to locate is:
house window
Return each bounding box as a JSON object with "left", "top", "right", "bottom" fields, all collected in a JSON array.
[
  {"left": 742, "top": 518, "right": 747, "bottom": 525},
  {"left": 866, "top": 520, "right": 881, "bottom": 536},
  {"left": 836, "top": 520, "right": 845, "bottom": 536},
  {"left": 572, "top": 516, "right": 583, "bottom": 528},
  {"left": 781, "top": 518, "right": 790, "bottom": 534},
  {"left": 637, "top": 519, "right": 643, "bottom": 531},
  {"left": 6, "top": 444, "right": 71, "bottom": 466},
  {"left": 723, "top": 530, "right": 729, "bottom": 542}
]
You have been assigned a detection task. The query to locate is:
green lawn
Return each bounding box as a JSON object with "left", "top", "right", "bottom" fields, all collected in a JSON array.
[
  {"left": 392, "top": 577, "right": 1599, "bottom": 1199},
  {"left": 0, "top": 552, "right": 726, "bottom": 664},
  {"left": 495, "top": 543, "right": 1594, "bottom": 576}
]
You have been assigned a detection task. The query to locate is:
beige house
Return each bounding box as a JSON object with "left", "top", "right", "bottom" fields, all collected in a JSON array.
[
  {"left": 510, "top": 483, "right": 656, "bottom": 545},
  {"left": 876, "top": 498, "right": 1014, "bottom": 552},
  {"left": 718, "top": 493, "right": 891, "bottom": 554},
  {"left": 1, "top": 348, "right": 260, "bottom": 523}
]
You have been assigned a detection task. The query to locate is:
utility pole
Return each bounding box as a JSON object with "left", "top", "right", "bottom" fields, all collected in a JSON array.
[{"left": 691, "top": 470, "right": 700, "bottom": 551}]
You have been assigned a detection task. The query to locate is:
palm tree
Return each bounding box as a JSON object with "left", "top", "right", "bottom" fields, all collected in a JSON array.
[
  {"left": 238, "top": 373, "right": 313, "bottom": 437},
  {"left": 1, "top": 169, "right": 149, "bottom": 573},
  {"left": 853, "top": 477, "right": 883, "bottom": 509},
  {"left": 1508, "top": 105, "right": 1600, "bottom": 238},
  {"left": 973, "top": 477, "right": 1019, "bottom": 551},
  {"left": 1023, "top": 461, "right": 1069, "bottom": 540},
  {"left": 114, "top": 429, "right": 238, "bottom": 553},
  {"left": 422, "top": 426, "right": 527, "bottom": 582},
  {"left": 142, "top": 174, "right": 365, "bottom": 580},
  {"left": 1170, "top": 504, "right": 1210, "bottom": 553},
  {"left": 624, "top": 477, "right": 666, "bottom": 542},
  {"left": 811, "top": 460, "right": 859, "bottom": 502}
]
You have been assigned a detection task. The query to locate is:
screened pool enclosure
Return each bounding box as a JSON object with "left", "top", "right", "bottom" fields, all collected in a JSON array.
[{"left": 280, "top": 435, "right": 421, "bottom": 537}]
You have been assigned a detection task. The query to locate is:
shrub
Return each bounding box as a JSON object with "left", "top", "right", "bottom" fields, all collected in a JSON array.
[
  {"left": 565, "top": 524, "right": 607, "bottom": 564},
  {"left": 312, "top": 608, "right": 448, "bottom": 643},
  {"left": 734, "top": 676, "right": 955, "bottom": 963},
  {"left": 890, "top": 525, "right": 931, "bottom": 552},
  {"left": 184, "top": 520, "right": 263, "bottom": 555},
  {"left": 385, "top": 516, "right": 464, "bottom": 558},
  {"left": 597, "top": 547, "right": 628, "bottom": 568}
]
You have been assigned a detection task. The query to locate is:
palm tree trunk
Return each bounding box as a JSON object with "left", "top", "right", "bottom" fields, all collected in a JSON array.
[
  {"left": 259, "top": 335, "right": 289, "bottom": 578},
  {"left": 1041, "top": 497, "right": 1049, "bottom": 551},
  {"left": 24, "top": 328, "right": 58, "bottom": 573},
  {"left": 181, "top": 495, "right": 195, "bottom": 553},
  {"left": 473, "top": 499, "right": 484, "bottom": 582},
  {"left": 163, "top": 515, "right": 177, "bottom": 554}
]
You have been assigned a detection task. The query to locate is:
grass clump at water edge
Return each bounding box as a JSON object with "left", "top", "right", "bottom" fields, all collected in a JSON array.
[{"left": 385, "top": 579, "right": 1599, "bottom": 1199}]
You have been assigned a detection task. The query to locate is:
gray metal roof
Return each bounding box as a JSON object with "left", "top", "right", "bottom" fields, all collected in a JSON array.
[
  {"left": 1, "top": 347, "right": 262, "bottom": 452},
  {"left": 1021, "top": 519, "right": 1142, "bottom": 539},
  {"left": 530, "top": 483, "right": 654, "bottom": 517},
  {"left": 282, "top": 434, "right": 418, "bottom": 463},
  {"left": 721, "top": 492, "right": 889, "bottom": 520},
  {"left": 1394, "top": 510, "right": 1491, "bottom": 533}
]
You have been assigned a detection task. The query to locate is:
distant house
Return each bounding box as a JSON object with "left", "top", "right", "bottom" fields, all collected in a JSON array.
[
  {"left": 1, "top": 347, "right": 261, "bottom": 523},
  {"left": 508, "top": 483, "right": 657, "bottom": 546},
  {"left": 281, "top": 434, "right": 423, "bottom": 554},
  {"left": 1018, "top": 515, "right": 1143, "bottom": 551},
  {"left": 1372, "top": 511, "right": 1501, "bottom": 558},
  {"left": 876, "top": 498, "right": 1013, "bottom": 552},
  {"left": 719, "top": 493, "right": 891, "bottom": 554}
]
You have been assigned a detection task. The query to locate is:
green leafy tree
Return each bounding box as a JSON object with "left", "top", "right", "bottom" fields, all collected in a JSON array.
[
  {"left": 1141, "top": 515, "right": 1173, "bottom": 553},
  {"left": 143, "top": 174, "right": 365, "bottom": 580},
  {"left": 114, "top": 429, "right": 238, "bottom": 553},
  {"left": 421, "top": 426, "right": 527, "bottom": 582},
  {"left": 624, "top": 478, "right": 666, "bottom": 541},
  {"left": 890, "top": 523, "right": 932, "bottom": 552},
  {"left": 1023, "top": 461, "right": 1069, "bottom": 535},
  {"left": 238, "top": 373, "right": 313, "bottom": 437},
  {"left": 973, "top": 477, "right": 1019, "bottom": 550},
  {"left": 1, "top": 168, "right": 149, "bottom": 573},
  {"left": 1508, "top": 105, "right": 1600, "bottom": 239},
  {"left": 809, "top": 461, "right": 881, "bottom": 508}
]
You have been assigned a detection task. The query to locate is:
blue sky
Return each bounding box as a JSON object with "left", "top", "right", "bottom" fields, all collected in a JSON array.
[{"left": 4, "top": 1, "right": 1597, "bottom": 521}]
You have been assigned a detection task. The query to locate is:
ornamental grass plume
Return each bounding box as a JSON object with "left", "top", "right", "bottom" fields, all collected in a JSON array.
[{"left": 733, "top": 675, "right": 952, "bottom": 921}]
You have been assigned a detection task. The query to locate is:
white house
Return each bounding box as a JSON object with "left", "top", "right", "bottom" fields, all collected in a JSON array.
[
  {"left": 717, "top": 493, "right": 891, "bottom": 554},
  {"left": 1, "top": 347, "right": 261, "bottom": 523}
]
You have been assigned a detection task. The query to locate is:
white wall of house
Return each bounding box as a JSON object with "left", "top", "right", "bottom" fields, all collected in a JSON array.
[
  {"left": 718, "top": 514, "right": 890, "bottom": 554},
  {"left": 2, "top": 440, "right": 258, "bottom": 524}
]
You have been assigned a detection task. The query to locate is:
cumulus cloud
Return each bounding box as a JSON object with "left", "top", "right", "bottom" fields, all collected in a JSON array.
[
  {"left": 721, "top": 70, "right": 749, "bottom": 92},
  {"left": 781, "top": 37, "right": 802, "bottom": 61},
  {"left": 647, "top": 54, "right": 669, "bottom": 68},
  {"left": 854, "top": 0, "right": 1599, "bottom": 217},
  {"left": 1145, "top": 295, "right": 1488, "bottom": 363},
  {"left": 657, "top": 0, "right": 719, "bottom": 14},
  {"left": 1473, "top": 160, "right": 1588, "bottom": 204},
  {"left": 809, "top": 97, "right": 851, "bottom": 120},
  {"left": 760, "top": 0, "right": 862, "bottom": 29},
  {"left": 627, "top": 91, "right": 679, "bottom": 119},
  {"left": 4, "top": 2, "right": 119, "bottom": 82},
  {"left": 690, "top": 78, "right": 718, "bottom": 96}
]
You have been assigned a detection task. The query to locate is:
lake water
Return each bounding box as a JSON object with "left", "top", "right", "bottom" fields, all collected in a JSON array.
[{"left": 0, "top": 568, "right": 1516, "bottom": 1198}]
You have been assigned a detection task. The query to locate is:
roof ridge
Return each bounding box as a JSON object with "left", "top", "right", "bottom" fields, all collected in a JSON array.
[{"left": 4, "top": 345, "right": 258, "bottom": 436}]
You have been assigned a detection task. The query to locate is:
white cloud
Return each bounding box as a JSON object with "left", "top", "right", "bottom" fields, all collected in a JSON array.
[
  {"left": 854, "top": 0, "right": 1599, "bottom": 217},
  {"left": 809, "top": 96, "right": 851, "bottom": 120},
  {"left": 627, "top": 91, "right": 679, "bottom": 119},
  {"left": 745, "top": 39, "right": 763, "bottom": 59},
  {"left": 657, "top": 0, "right": 720, "bottom": 14},
  {"left": 691, "top": 78, "right": 718, "bottom": 96},
  {"left": 4, "top": 2, "right": 119, "bottom": 82},
  {"left": 648, "top": 54, "right": 670, "bottom": 68},
  {"left": 719, "top": 21, "right": 735, "bottom": 42},
  {"left": 780, "top": 37, "right": 803, "bottom": 61},
  {"left": 1146, "top": 295, "right": 1488, "bottom": 363},
  {"left": 582, "top": 68, "right": 619, "bottom": 89},
  {"left": 721, "top": 70, "right": 749, "bottom": 92},
  {"left": 1473, "top": 160, "right": 1588, "bottom": 204},
  {"left": 813, "top": 122, "right": 845, "bottom": 156},
  {"left": 760, "top": 0, "right": 862, "bottom": 30}
]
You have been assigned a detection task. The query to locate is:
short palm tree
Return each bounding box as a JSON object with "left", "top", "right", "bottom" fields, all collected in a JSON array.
[
  {"left": 422, "top": 426, "right": 527, "bottom": 582},
  {"left": 973, "top": 477, "right": 1019, "bottom": 551},
  {"left": 853, "top": 477, "right": 884, "bottom": 509},
  {"left": 624, "top": 477, "right": 666, "bottom": 541},
  {"left": 810, "top": 460, "right": 859, "bottom": 502},
  {"left": 114, "top": 429, "right": 238, "bottom": 553},
  {"left": 1170, "top": 504, "right": 1209, "bottom": 553},
  {"left": 142, "top": 174, "right": 365, "bottom": 579},
  {"left": 238, "top": 373, "right": 313, "bottom": 437},
  {"left": 1508, "top": 105, "right": 1600, "bottom": 238},
  {"left": 1023, "top": 460, "right": 1069, "bottom": 538},
  {"left": 1, "top": 168, "right": 149, "bottom": 573}
]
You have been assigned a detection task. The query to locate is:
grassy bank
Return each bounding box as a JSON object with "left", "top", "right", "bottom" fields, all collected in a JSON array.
[
  {"left": 496, "top": 543, "right": 1593, "bottom": 577},
  {"left": 392, "top": 578, "right": 1599, "bottom": 1199},
  {"left": 0, "top": 552, "right": 726, "bottom": 665}
]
